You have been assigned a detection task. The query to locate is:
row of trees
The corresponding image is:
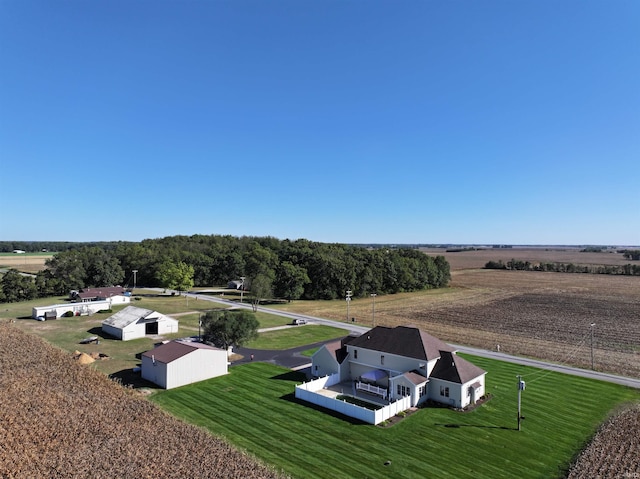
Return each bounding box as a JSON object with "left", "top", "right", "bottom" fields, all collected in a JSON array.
[
  {"left": 485, "top": 259, "right": 640, "bottom": 276},
  {"left": 0, "top": 235, "right": 451, "bottom": 303}
]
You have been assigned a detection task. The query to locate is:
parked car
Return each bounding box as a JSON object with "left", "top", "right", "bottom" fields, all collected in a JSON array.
[
  {"left": 292, "top": 319, "right": 306, "bottom": 325},
  {"left": 36, "top": 316, "right": 45, "bottom": 322}
]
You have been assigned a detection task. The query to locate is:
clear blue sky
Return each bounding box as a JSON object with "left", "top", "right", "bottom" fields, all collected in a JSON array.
[{"left": 1, "top": 1, "right": 638, "bottom": 246}]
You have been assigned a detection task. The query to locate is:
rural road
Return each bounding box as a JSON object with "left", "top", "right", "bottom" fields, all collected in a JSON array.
[{"left": 181, "top": 291, "right": 640, "bottom": 389}]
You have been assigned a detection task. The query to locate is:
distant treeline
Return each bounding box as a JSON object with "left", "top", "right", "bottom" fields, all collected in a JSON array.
[
  {"left": 484, "top": 259, "right": 640, "bottom": 276},
  {"left": 0, "top": 241, "right": 129, "bottom": 253},
  {"left": 0, "top": 235, "right": 450, "bottom": 303}
]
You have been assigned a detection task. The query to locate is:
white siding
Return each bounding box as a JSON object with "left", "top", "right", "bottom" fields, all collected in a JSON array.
[
  {"left": 102, "top": 323, "right": 123, "bottom": 340},
  {"left": 141, "top": 355, "right": 168, "bottom": 389},
  {"left": 311, "top": 347, "right": 339, "bottom": 378},
  {"left": 347, "top": 345, "right": 436, "bottom": 379},
  {"left": 165, "top": 348, "right": 227, "bottom": 389}
]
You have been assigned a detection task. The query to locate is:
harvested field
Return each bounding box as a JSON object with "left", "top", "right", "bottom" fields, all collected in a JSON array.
[
  {"left": 420, "top": 246, "right": 636, "bottom": 271},
  {"left": 0, "top": 322, "right": 287, "bottom": 479},
  {"left": 567, "top": 403, "right": 640, "bottom": 478},
  {"left": 278, "top": 269, "right": 640, "bottom": 378},
  {"left": 0, "top": 253, "right": 51, "bottom": 274}
]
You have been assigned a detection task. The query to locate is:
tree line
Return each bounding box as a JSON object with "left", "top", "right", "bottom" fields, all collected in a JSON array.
[
  {"left": 0, "top": 235, "right": 451, "bottom": 303},
  {"left": 484, "top": 259, "right": 640, "bottom": 276}
]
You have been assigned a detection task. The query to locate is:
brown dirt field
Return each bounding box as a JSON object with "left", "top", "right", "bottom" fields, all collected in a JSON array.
[
  {"left": 420, "top": 246, "right": 636, "bottom": 271},
  {"left": 0, "top": 322, "right": 287, "bottom": 479},
  {"left": 0, "top": 254, "right": 51, "bottom": 274}
]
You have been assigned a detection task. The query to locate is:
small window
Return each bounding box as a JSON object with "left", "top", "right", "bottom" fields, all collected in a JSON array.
[
  {"left": 353, "top": 349, "right": 358, "bottom": 359},
  {"left": 440, "top": 386, "right": 449, "bottom": 397},
  {"left": 381, "top": 355, "right": 385, "bottom": 365},
  {"left": 419, "top": 386, "right": 426, "bottom": 397}
]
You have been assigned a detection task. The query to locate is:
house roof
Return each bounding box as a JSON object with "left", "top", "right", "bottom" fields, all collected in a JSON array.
[
  {"left": 77, "top": 286, "right": 126, "bottom": 300},
  {"left": 402, "top": 371, "right": 429, "bottom": 385},
  {"left": 323, "top": 339, "right": 349, "bottom": 364},
  {"left": 142, "top": 340, "right": 222, "bottom": 364},
  {"left": 347, "top": 326, "right": 455, "bottom": 361},
  {"left": 102, "top": 306, "right": 157, "bottom": 329},
  {"left": 429, "top": 351, "right": 486, "bottom": 384}
]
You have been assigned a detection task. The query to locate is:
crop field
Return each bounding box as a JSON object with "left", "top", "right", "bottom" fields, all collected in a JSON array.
[
  {"left": 0, "top": 322, "right": 286, "bottom": 479},
  {"left": 419, "top": 246, "right": 635, "bottom": 270},
  {"left": 0, "top": 253, "right": 51, "bottom": 274}
]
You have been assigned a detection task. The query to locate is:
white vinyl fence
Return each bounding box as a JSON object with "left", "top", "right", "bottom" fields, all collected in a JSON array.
[{"left": 295, "top": 375, "right": 412, "bottom": 425}]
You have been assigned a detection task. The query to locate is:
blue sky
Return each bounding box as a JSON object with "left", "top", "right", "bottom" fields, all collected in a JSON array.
[{"left": 1, "top": 1, "right": 638, "bottom": 245}]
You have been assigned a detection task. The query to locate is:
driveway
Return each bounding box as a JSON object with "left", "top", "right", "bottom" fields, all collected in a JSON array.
[{"left": 233, "top": 338, "right": 338, "bottom": 371}]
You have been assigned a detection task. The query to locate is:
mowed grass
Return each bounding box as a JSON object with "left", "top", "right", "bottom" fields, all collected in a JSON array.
[
  {"left": 247, "top": 325, "right": 346, "bottom": 350},
  {"left": 151, "top": 358, "right": 640, "bottom": 479}
]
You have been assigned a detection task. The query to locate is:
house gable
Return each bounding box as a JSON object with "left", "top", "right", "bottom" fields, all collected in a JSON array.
[{"left": 430, "top": 351, "right": 486, "bottom": 384}]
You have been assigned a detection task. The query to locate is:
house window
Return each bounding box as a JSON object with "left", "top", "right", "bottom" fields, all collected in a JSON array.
[
  {"left": 440, "top": 386, "right": 449, "bottom": 397},
  {"left": 314, "top": 365, "right": 318, "bottom": 372},
  {"left": 396, "top": 385, "right": 409, "bottom": 396},
  {"left": 419, "top": 386, "right": 426, "bottom": 397},
  {"left": 353, "top": 349, "right": 358, "bottom": 359},
  {"left": 381, "top": 355, "right": 384, "bottom": 365}
]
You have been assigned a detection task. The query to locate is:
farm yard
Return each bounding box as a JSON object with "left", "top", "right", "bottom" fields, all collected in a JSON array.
[{"left": 1, "top": 246, "right": 639, "bottom": 477}]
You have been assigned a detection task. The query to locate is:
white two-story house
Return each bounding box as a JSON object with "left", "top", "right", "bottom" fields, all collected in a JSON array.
[{"left": 311, "top": 325, "right": 486, "bottom": 409}]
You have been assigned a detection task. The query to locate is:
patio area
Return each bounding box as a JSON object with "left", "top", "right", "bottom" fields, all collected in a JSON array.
[{"left": 321, "top": 381, "right": 391, "bottom": 406}]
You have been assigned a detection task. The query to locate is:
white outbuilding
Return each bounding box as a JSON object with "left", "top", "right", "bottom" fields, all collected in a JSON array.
[
  {"left": 101, "top": 306, "right": 179, "bottom": 341},
  {"left": 141, "top": 340, "right": 228, "bottom": 389}
]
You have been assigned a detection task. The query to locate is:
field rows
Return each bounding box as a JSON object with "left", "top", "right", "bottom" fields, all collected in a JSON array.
[{"left": 0, "top": 322, "right": 286, "bottom": 479}]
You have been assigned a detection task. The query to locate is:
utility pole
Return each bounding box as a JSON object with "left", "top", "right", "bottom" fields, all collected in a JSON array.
[
  {"left": 370, "top": 293, "right": 377, "bottom": 327},
  {"left": 345, "top": 290, "right": 352, "bottom": 322},
  {"left": 240, "top": 276, "right": 245, "bottom": 303},
  {"left": 590, "top": 323, "right": 596, "bottom": 370},
  {"left": 517, "top": 375, "right": 526, "bottom": 431},
  {"left": 132, "top": 270, "right": 138, "bottom": 290}
]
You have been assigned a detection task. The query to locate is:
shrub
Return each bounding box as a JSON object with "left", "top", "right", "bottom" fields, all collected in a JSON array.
[{"left": 63, "top": 311, "right": 74, "bottom": 317}]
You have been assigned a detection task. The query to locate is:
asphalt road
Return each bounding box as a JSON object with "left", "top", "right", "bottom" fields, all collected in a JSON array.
[{"left": 185, "top": 291, "right": 640, "bottom": 389}]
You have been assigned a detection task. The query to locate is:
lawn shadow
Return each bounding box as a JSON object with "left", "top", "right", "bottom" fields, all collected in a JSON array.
[
  {"left": 435, "top": 423, "right": 515, "bottom": 431},
  {"left": 279, "top": 392, "right": 369, "bottom": 426},
  {"left": 270, "top": 370, "right": 307, "bottom": 382}
]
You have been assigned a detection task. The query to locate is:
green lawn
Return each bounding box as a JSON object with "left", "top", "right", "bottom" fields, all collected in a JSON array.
[
  {"left": 151, "top": 358, "right": 639, "bottom": 479},
  {"left": 246, "top": 325, "right": 346, "bottom": 350}
]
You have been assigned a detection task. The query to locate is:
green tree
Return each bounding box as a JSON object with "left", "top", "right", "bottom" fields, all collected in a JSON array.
[
  {"left": 249, "top": 273, "right": 273, "bottom": 312},
  {"left": 0, "top": 269, "right": 37, "bottom": 302},
  {"left": 202, "top": 310, "right": 259, "bottom": 350},
  {"left": 273, "top": 261, "right": 310, "bottom": 302},
  {"left": 156, "top": 261, "right": 195, "bottom": 293}
]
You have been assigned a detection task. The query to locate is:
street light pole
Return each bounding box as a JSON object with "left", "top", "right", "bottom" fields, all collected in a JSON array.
[
  {"left": 132, "top": 269, "right": 138, "bottom": 290},
  {"left": 345, "top": 290, "right": 352, "bottom": 322},
  {"left": 371, "top": 293, "right": 377, "bottom": 327},
  {"left": 590, "top": 323, "right": 596, "bottom": 370}
]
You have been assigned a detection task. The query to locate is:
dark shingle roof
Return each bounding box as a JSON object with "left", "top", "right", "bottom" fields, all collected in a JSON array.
[
  {"left": 347, "top": 326, "right": 455, "bottom": 361},
  {"left": 430, "top": 351, "right": 486, "bottom": 384}
]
